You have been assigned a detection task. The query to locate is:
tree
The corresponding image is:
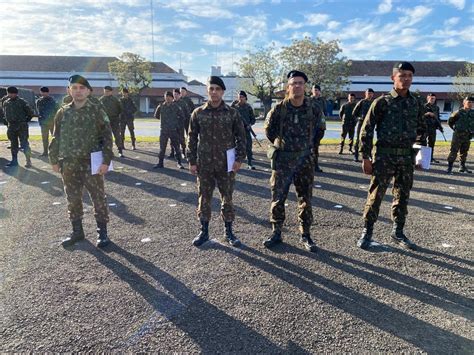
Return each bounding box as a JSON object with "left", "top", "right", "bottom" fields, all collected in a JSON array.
[
  {"left": 452, "top": 62, "right": 474, "bottom": 104},
  {"left": 238, "top": 44, "right": 284, "bottom": 116},
  {"left": 280, "top": 37, "right": 350, "bottom": 100},
  {"left": 108, "top": 52, "right": 153, "bottom": 95}
]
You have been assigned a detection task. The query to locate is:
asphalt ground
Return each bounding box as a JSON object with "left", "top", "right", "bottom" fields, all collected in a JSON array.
[{"left": 0, "top": 141, "right": 473, "bottom": 353}]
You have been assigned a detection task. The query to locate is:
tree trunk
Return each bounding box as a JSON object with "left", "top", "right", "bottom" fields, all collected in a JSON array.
[{"left": 262, "top": 97, "right": 273, "bottom": 117}]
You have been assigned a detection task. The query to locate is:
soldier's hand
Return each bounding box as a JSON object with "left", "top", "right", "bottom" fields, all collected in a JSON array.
[
  {"left": 52, "top": 164, "right": 60, "bottom": 173},
  {"left": 190, "top": 164, "right": 198, "bottom": 175},
  {"left": 362, "top": 159, "right": 373, "bottom": 175},
  {"left": 98, "top": 164, "right": 109, "bottom": 175},
  {"left": 232, "top": 161, "right": 242, "bottom": 173}
]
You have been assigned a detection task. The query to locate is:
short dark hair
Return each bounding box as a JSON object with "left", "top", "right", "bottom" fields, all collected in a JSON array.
[
  {"left": 104, "top": 86, "right": 113, "bottom": 91},
  {"left": 40, "top": 86, "right": 49, "bottom": 93},
  {"left": 349, "top": 93, "right": 355, "bottom": 97}
]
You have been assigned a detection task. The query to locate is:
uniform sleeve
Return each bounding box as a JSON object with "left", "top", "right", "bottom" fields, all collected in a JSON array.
[
  {"left": 187, "top": 110, "right": 199, "bottom": 165},
  {"left": 98, "top": 109, "right": 114, "bottom": 165},
  {"left": 177, "top": 106, "right": 185, "bottom": 127},
  {"left": 248, "top": 105, "right": 256, "bottom": 125},
  {"left": 23, "top": 101, "right": 33, "bottom": 121},
  {"left": 233, "top": 110, "right": 247, "bottom": 162},
  {"left": 360, "top": 99, "right": 382, "bottom": 159},
  {"left": 264, "top": 106, "right": 280, "bottom": 144},
  {"left": 154, "top": 105, "right": 161, "bottom": 119},
  {"left": 448, "top": 111, "right": 458, "bottom": 130},
  {"left": 48, "top": 108, "right": 64, "bottom": 165},
  {"left": 312, "top": 105, "right": 322, "bottom": 147},
  {"left": 352, "top": 101, "right": 362, "bottom": 118}
]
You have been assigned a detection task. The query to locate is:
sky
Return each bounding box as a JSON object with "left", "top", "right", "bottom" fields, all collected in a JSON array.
[{"left": 0, "top": 0, "right": 473, "bottom": 83}]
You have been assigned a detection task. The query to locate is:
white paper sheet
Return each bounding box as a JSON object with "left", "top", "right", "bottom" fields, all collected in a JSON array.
[
  {"left": 227, "top": 148, "right": 236, "bottom": 172},
  {"left": 91, "top": 151, "right": 113, "bottom": 175},
  {"left": 414, "top": 145, "right": 431, "bottom": 170}
]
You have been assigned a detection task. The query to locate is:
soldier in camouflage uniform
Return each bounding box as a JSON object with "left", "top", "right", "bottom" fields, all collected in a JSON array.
[
  {"left": 231, "top": 91, "right": 256, "bottom": 169},
  {"left": 188, "top": 76, "right": 247, "bottom": 247},
  {"left": 263, "top": 70, "right": 321, "bottom": 253},
  {"left": 2, "top": 86, "right": 33, "bottom": 168},
  {"left": 119, "top": 88, "right": 138, "bottom": 150},
  {"left": 446, "top": 96, "right": 473, "bottom": 174},
  {"left": 36, "top": 86, "right": 58, "bottom": 157},
  {"left": 352, "top": 88, "right": 375, "bottom": 162},
  {"left": 100, "top": 86, "right": 124, "bottom": 157},
  {"left": 180, "top": 87, "right": 195, "bottom": 135},
  {"left": 339, "top": 93, "right": 357, "bottom": 154},
  {"left": 153, "top": 91, "right": 185, "bottom": 169},
  {"left": 49, "top": 75, "right": 113, "bottom": 248},
  {"left": 422, "top": 93, "right": 444, "bottom": 163},
  {"left": 173, "top": 88, "right": 190, "bottom": 159},
  {"left": 357, "top": 62, "right": 426, "bottom": 251},
  {"left": 310, "top": 84, "right": 327, "bottom": 172}
]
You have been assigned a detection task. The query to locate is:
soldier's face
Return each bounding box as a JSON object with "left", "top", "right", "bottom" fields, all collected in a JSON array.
[
  {"left": 207, "top": 84, "right": 224, "bottom": 102},
  {"left": 165, "top": 95, "right": 173, "bottom": 103},
  {"left": 428, "top": 96, "right": 436, "bottom": 104},
  {"left": 70, "top": 84, "right": 90, "bottom": 101},
  {"left": 238, "top": 95, "right": 246, "bottom": 103},
  {"left": 348, "top": 95, "right": 355, "bottom": 102},
  {"left": 391, "top": 69, "right": 413, "bottom": 90},
  {"left": 7, "top": 93, "right": 17, "bottom": 99},
  {"left": 104, "top": 89, "right": 113, "bottom": 96},
  {"left": 180, "top": 89, "right": 187, "bottom": 96},
  {"left": 312, "top": 88, "right": 321, "bottom": 97},
  {"left": 366, "top": 91, "right": 374, "bottom": 99},
  {"left": 173, "top": 92, "right": 180, "bottom": 100},
  {"left": 464, "top": 100, "right": 473, "bottom": 110},
  {"left": 287, "top": 77, "right": 306, "bottom": 99},
  {"left": 40, "top": 91, "right": 49, "bottom": 97}
]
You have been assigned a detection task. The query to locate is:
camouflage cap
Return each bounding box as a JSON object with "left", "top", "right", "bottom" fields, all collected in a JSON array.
[
  {"left": 287, "top": 70, "right": 308, "bottom": 82},
  {"left": 69, "top": 75, "right": 92, "bottom": 90},
  {"left": 393, "top": 61, "right": 415, "bottom": 74}
]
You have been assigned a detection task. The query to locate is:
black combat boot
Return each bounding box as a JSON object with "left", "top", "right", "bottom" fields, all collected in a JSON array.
[
  {"left": 357, "top": 221, "right": 373, "bottom": 250},
  {"left": 96, "top": 222, "right": 111, "bottom": 248},
  {"left": 391, "top": 223, "right": 416, "bottom": 250},
  {"left": 247, "top": 159, "right": 255, "bottom": 170},
  {"left": 348, "top": 144, "right": 353, "bottom": 153},
  {"left": 459, "top": 162, "right": 472, "bottom": 173},
  {"left": 224, "top": 221, "right": 241, "bottom": 247},
  {"left": 353, "top": 150, "right": 360, "bottom": 162},
  {"left": 153, "top": 159, "right": 164, "bottom": 169},
  {"left": 263, "top": 225, "right": 283, "bottom": 248},
  {"left": 193, "top": 220, "right": 209, "bottom": 246},
  {"left": 176, "top": 156, "right": 185, "bottom": 170},
  {"left": 5, "top": 154, "right": 18, "bottom": 167},
  {"left": 301, "top": 234, "right": 317, "bottom": 252},
  {"left": 62, "top": 219, "right": 85, "bottom": 247},
  {"left": 314, "top": 156, "right": 323, "bottom": 173},
  {"left": 118, "top": 148, "right": 124, "bottom": 158},
  {"left": 25, "top": 154, "right": 32, "bottom": 168},
  {"left": 338, "top": 145, "right": 343, "bottom": 155},
  {"left": 446, "top": 162, "right": 453, "bottom": 174}
]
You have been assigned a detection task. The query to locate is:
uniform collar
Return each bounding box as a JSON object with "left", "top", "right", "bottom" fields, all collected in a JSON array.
[
  {"left": 204, "top": 100, "right": 228, "bottom": 111},
  {"left": 389, "top": 88, "right": 414, "bottom": 99}
]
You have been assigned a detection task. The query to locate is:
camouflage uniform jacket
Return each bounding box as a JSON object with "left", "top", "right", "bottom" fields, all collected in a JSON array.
[
  {"left": 154, "top": 101, "right": 184, "bottom": 131},
  {"left": 352, "top": 98, "right": 374, "bottom": 122},
  {"left": 120, "top": 96, "right": 137, "bottom": 120},
  {"left": 339, "top": 101, "right": 357, "bottom": 124},
  {"left": 231, "top": 101, "right": 256, "bottom": 129},
  {"left": 36, "top": 96, "right": 58, "bottom": 126},
  {"left": 188, "top": 101, "right": 247, "bottom": 170},
  {"left": 265, "top": 97, "right": 321, "bottom": 152},
  {"left": 49, "top": 99, "right": 114, "bottom": 165},
  {"left": 174, "top": 98, "right": 190, "bottom": 128},
  {"left": 423, "top": 103, "right": 442, "bottom": 131},
  {"left": 2, "top": 96, "right": 33, "bottom": 126},
  {"left": 360, "top": 89, "right": 426, "bottom": 160},
  {"left": 448, "top": 108, "right": 474, "bottom": 133},
  {"left": 309, "top": 96, "right": 327, "bottom": 130},
  {"left": 181, "top": 95, "right": 195, "bottom": 116},
  {"left": 99, "top": 95, "right": 122, "bottom": 121}
]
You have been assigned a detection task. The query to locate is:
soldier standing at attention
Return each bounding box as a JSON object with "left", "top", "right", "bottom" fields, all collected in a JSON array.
[
  {"left": 352, "top": 88, "right": 375, "bottom": 162},
  {"left": 339, "top": 93, "right": 357, "bottom": 154},
  {"left": 3, "top": 86, "right": 33, "bottom": 168},
  {"left": 180, "top": 87, "right": 195, "bottom": 135},
  {"left": 36, "top": 86, "right": 58, "bottom": 157},
  {"left": 188, "top": 76, "right": 247, "bottom": 247},
  {"left": 173, "top": 88, "right": 189, "bottom": 159},
  {"left": 446, "top": 96, "right": 473, "bottom": 174},
  {"left": 231, "top": 91, "right": 256, "bottom": 169},
  {"left": 153, "top": 91, "right": 185, "bottom": 170},
  {"left": 49, "top": 75, "right": 113, "bottom": 248},
  {"left": 357, "top": 62, "right": 426, "bottom": 251},
  {"left": 100, "top": 86, "right": 124, "bottom": 157},
  {"left": 423, "top": 93, "right": 444, "bottom": 163},
  {"left": 309, "top": 84, "right": 327, "bottom": 172},
  {"left": 119, "top": 88, "right": 138, "bottom": 150},
  {"left": 262, "top": 70, "right": 321, "bottom": 253}
]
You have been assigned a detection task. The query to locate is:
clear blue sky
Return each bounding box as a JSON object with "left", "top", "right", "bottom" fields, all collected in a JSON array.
[{"left": 0, "top": 0, "right": 472, "bottom": 83}]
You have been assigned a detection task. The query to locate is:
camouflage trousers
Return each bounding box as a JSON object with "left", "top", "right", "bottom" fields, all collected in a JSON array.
[
  {"left": 110, "top": 118, "right": 124, "bottom": 150},
  {"left": 40, "top": 122, "right": 54, "bottom": 154},
  {"left": 313, "top": 128, "right": 325, "bottom": 162},
  {"left": 120, "top": 118, "right": 135, "bottom": 146},
  {"left": 353, "top": 120, "right": 364, "bottom": 154},
  {"left": 7, "top": 123, "right": 31, "bottom": 157},
  {"left": 447, "top": 131, "right": 471, "bottom": 164},
  {"left": 245, "top": 130, "right": 253, "bottom": 164},
  {"left": 340, "top": 122, "right": 356, "bottom": 148},
  {"left": 60, "top": 159, "right": 109, "bottom": 223},
  {"left": 426, "top": 128, "right": 437, "bottom": 159},
  {"left": 270, "top": 153, "right": 314, "bottom": 234},
  {"left": 197, "top": 169, "right": 235, "bottom": 222},
  {"left": 363, "top": 156, "right": 414, "bottom": 225},
  {"left": 159, "top": 129, "right": 181, "bottom": 161}
]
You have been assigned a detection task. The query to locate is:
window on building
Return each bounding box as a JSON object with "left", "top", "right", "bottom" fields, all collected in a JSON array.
[{"left": 443, "top": 101, "right": 452, "bottom": 112}]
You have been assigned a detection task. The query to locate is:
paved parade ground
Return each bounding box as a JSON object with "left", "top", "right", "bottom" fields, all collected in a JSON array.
[{"left": 0, "top": 141, "right": 472, "bottom": 353}]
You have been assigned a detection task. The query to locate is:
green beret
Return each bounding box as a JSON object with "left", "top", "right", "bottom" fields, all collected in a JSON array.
[{"left": 69, "top": 75, "right": 92, "bottom": 90}]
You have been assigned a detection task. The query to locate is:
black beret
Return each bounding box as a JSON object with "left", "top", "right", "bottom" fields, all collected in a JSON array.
[
  {"left": 122, "top": 88, "right": 129, "bottom": 93},
  {"left": 208, "top": 76, "right": 226, "bottom": 90},
  {"left": 349, "top": 93, "right": 355, "bottom": 97},
  {"left": 165, "top": 91, "right": 173, "bottom": 97},
  {"left": 312, "top": 84, "right": 321, "bottom": 91},
  {"left": 287, "top": 70, "right": 308, "bottom": 82},
  {"left": 239, "top": 90, "right": 247, "bottom": 98},
  {"left": 180, "top": 87, "right": 188, "bottom": 91},
  {"left": 69, "top": 75, "right": 92, "bottom": 90},
  {"left": 427, "top": 93, "right": 436, "bottom": 96},
  {"left": 465, "top": 96, "right": 474, "bottom": 101},
  {"left": 367, "top": 88, "right": 374, "bottom": 93},
  {"left": 104, "top": 85, "right": 113, "bottom": 91},
  {"left": 40, "top": 86, "right": 49, "bottom": 92},
  {"left": 7, "top": 86, "right": 18, "bottom": 94},
  {"left": 393, "top": 61, "right": 415, "bottom": 74},
  {"left": 174, "top": 88, "right": 180, "bottom": 93}
]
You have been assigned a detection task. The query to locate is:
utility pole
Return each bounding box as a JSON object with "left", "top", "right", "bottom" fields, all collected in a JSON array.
[{"left": 150, "top": 0, "right": 155, "bottom": 62}]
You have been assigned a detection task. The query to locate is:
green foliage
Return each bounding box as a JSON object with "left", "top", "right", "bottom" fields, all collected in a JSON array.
[
  {"left": 108, "top": 52, "right": 153, "bottom": 95},
  {"left": 452, "top": 63, "right": 474, "bottom": 104}
]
